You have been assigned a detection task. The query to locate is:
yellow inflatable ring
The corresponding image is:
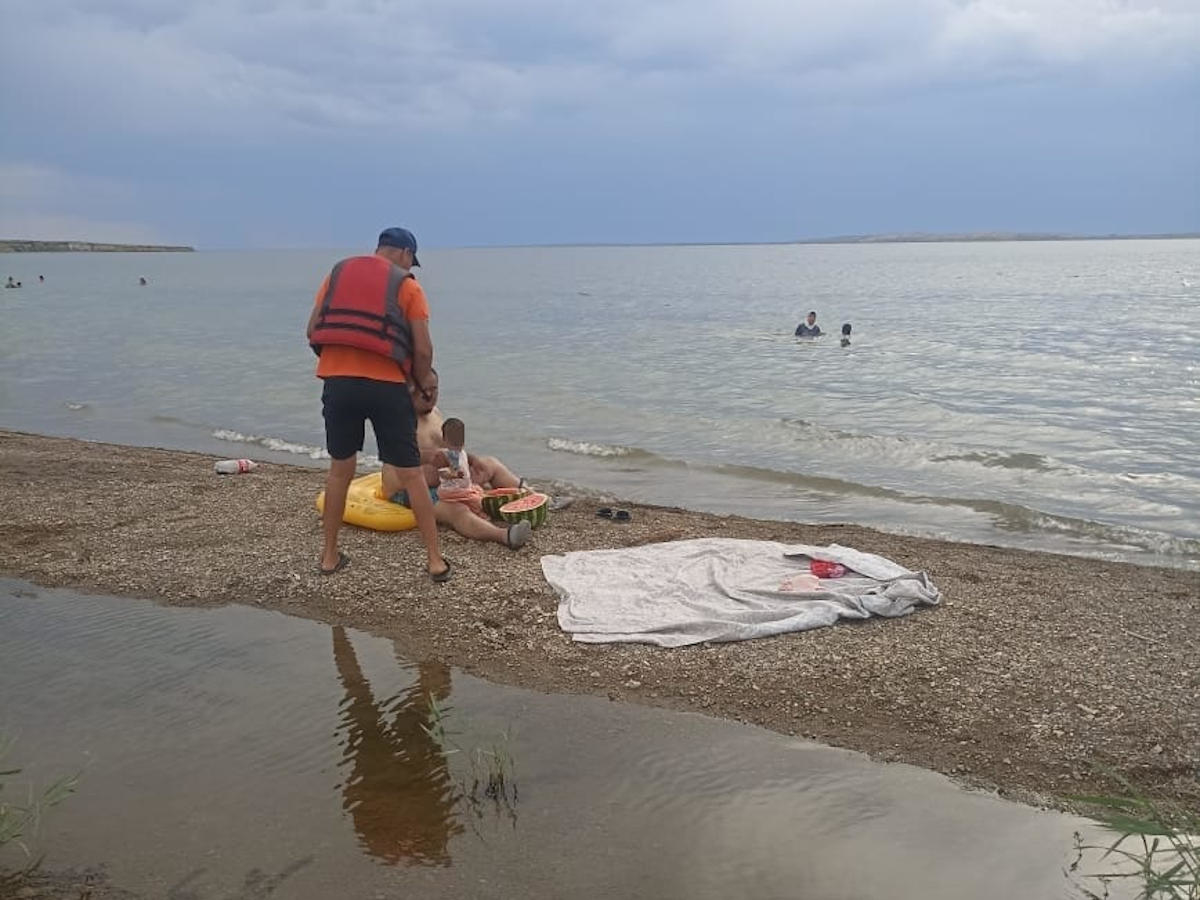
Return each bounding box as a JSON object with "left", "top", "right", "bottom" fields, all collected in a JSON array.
[{"left": 315, "top": 471, "right": 417, "bottom": 532}]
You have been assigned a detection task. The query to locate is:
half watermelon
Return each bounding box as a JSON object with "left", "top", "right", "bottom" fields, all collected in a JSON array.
[
  {"left": 499, "top": 492, "right": 550, "bottom": 528},
  {"left": 481, "top": 487, "right": 527, "bottom": 521}
]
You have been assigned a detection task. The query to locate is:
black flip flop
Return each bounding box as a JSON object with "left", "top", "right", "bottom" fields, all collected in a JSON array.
[
  {"left": 597, "top": 507, "right": 614, "bottom": 518},
  {"left": 319, "top": 551, "right": 350, "bottom": 576},
  {"left": 430, "top": 559, "right": 453, "bottom": 583},
  {"left": 613, "top": 509, "right": 632, "bottom": 522}
]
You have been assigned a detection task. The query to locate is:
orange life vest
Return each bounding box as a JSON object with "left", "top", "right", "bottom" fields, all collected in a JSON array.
[{"left": 309, "top": 255, "right": 414, "bottom": 365}]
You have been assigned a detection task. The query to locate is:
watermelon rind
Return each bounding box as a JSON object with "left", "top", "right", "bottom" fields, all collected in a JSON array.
[
  {"left": 499, "top": 492, "right": 549, "bottom": 528},
  {"left": 481, "top": 487, "right": 527, "bottom": 521}
]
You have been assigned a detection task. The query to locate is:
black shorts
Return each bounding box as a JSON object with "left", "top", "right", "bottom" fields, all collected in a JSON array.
[{"left": 321, "top": 376, "right": 420, "bottom": 468}]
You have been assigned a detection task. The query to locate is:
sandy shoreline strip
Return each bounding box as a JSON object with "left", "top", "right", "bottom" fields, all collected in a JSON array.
[{"left": 1, "top": 430, "right": 1196, "bottom": 811}]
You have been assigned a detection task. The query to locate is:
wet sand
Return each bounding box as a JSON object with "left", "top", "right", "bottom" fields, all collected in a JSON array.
[{"left": 1, "top": 430, "right": 1196, "bottom": 812}]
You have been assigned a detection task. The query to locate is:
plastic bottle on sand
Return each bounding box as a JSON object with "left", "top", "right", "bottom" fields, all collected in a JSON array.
[
  {"left": 214, "top": 458, "right": 258, "bottom": 475},
  {"left": 809, "top": 559, "right": 847, "bottom": 578}
]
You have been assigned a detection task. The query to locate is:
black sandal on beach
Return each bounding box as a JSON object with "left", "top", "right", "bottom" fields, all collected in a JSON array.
[
  {"left": 613, "top": 509, "right": 632, "bottom": 522},
  {"left": 597, "top": 507, "right": 614, "bottom": 519},
  {"left": 430, "top": 559, "right": 453, "bottom": 583},
  {"left": 319, "top": 551, "right": 350, "bottom": 576}
]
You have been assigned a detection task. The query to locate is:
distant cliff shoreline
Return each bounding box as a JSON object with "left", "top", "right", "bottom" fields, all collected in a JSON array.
[
  {"left": 798, "top": 231, "right": 1200, "bottom": 245},
  {"left": 475, "top": 231, "right": 1200, "bottom": 250},
  {"left": 0, "top": 240, "right": 194, "bottom": 253}
]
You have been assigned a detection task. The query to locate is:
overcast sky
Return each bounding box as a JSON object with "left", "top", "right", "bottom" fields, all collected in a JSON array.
[{"left": 1, "top": 0, "right": 1197, "bottom": 248}]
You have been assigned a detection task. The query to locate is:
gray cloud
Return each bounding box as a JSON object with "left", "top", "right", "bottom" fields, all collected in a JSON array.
[
  {"left": 0, "top": 162, "right": 162, "bottom": 241},
  {"left": 3, "top": 0, "right": 1196, "bottom": 140},
  {"left": 1, "top": 0, "right": 1195, "bottom": 245}
]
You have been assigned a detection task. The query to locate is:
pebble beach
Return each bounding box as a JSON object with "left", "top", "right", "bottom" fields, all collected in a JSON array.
[{"left": 1, "top": 429, "right": 1197, "bottom": 813}]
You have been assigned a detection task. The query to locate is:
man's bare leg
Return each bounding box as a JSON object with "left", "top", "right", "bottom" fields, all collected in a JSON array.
[
  {"left": 382, "top": 463, "right": 448, "bottom": 577},
  {"left": 321, "top": 456, "right": 357, "bottom": 571},
  {"left": 435, "top": 501, "right": 531, "bottom": 548},
  {"left": 469, "top": 454, "right": 521, "bottom": 489}
]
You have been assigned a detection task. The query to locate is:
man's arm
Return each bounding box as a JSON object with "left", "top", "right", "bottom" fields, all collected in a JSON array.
[
  {"left": 408, "top": 318, "right": 435, "bottom": 399},
  {"left": 306, "top": 276, "right": 330, "bottom": 341}
]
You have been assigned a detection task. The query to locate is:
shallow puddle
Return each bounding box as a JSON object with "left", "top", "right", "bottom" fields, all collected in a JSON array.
[{"left": 1, "top": 581, "right": 1119, "bottom": 899}]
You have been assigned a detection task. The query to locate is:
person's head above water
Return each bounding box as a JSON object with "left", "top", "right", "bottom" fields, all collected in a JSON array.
[
  {"left": 441, "top": 417, "right": 465, "bottom": 450},
  {"left": 376, "top": 226, "right": 420, "bottom": 269},
  {"left": 841, "top": 323, "right": 851, "bottom": 336},
  {"left": 806, "top": 311, "right": 817, "bottom": 326}
]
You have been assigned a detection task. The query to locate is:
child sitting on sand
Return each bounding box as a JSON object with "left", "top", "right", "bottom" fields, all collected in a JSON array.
[
  {"left": 433, "top": 418, "right": 472, "bottom": 493},
  {"left": 430, "top": 417, "right": 485, "bottom": 515}
]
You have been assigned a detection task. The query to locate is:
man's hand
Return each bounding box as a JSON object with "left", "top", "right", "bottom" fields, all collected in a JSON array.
[
  {"left": 411, "top": 381, "right": 438, "bottom": 415},
  {"left": 409, "top": 371, "right": 439, "bottom": 415}
]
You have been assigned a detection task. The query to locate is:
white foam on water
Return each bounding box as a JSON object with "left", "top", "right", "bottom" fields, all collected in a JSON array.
[
  {"left": 212, "top": 429, "right": 381, "bottom": 468},
  {"left": 1026, "top": 510, "right": 1200, "bottom": 559},
  {"left": 547, "top": 437, "right": 636, "bottom": 458}
]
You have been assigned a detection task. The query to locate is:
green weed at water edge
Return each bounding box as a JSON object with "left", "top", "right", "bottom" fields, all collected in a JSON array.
[
  {"left": 420, "top": 694, "right": 519, "bottom": 823},
  {"left": 0, "top": 736, "right": 80, "bottom": 880},
  {"left": 1066, "top": 773, "right": 1199, "bottom": 900}
]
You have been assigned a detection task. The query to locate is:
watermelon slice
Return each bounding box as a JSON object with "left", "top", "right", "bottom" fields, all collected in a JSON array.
[
  {"left": 482, "top": 486, "right": 527, "bottom": 521},
  {"left": 499, "top": 492, "right": 550, "bottom": 528}
]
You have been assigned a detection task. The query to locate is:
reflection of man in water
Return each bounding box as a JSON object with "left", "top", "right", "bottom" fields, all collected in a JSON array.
[{"left": 332, "top": 627, "right": 462, "bottom": 866}]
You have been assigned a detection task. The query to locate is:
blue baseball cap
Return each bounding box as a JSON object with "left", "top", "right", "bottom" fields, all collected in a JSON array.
[{"left": 377, "top": 227, "right": 420, "bottom": 266}]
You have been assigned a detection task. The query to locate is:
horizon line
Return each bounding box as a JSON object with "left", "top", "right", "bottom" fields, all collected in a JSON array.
[{"left": 5, "top": 230, "right": 1200, "bottom": 253}]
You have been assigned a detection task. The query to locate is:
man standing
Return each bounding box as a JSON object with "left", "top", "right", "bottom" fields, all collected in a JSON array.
[{"left": 307, "top": 227, "right": 451, "bottom": 582}]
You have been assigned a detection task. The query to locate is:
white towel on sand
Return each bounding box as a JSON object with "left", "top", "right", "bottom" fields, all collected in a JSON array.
[{"left": 542, "top": 539, "right": 940, "bottom": 647}]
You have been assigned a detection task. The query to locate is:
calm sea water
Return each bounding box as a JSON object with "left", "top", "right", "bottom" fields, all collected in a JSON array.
[{"left": 1, "top": 240, "right": 1197, "bottom": 569}]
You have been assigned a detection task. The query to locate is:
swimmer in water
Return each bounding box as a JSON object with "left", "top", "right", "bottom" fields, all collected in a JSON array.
[{"left": 795, "top": 311, "right": 822, "bottom": 337}]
